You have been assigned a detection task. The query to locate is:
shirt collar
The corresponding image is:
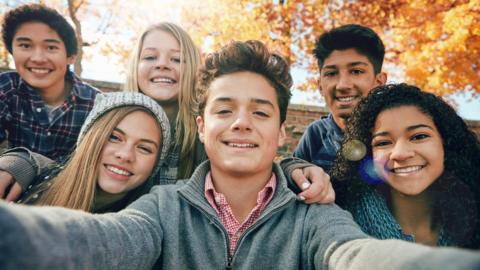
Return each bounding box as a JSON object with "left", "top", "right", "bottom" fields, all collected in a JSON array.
[{"left": 204, "top": 171, "right": 276, "bottom": 213}]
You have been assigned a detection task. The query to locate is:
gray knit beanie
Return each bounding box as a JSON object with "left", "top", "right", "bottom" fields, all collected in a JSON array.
[{"left": 78, "top": 92, "right": 171, "bottom": 177}]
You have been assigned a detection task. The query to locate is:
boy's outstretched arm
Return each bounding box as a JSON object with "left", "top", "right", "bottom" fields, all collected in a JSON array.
[{"left": 0, "top": 193, "right": 163, "bottom": 270}]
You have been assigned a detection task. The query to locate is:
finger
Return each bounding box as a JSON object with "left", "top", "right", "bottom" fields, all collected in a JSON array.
[
  {"left": 308, "top": 182, "right": 335, "bottom": 204},
  {"left": 5, "top": 182, "right": 22, "bottom": 202},
  {"left": 300, "top": 170, "right": 328, "bottom": 199},
  {"left": 301, "top": 173, "right": 334, "bottom": 204},
  {"left": 291, "top": 169, "right": 310, "bottom": 191},
  {"left": 0, "top": 171, "right": 14, "bottom": 198}
]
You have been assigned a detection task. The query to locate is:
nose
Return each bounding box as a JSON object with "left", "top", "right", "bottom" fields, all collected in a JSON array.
[
  {"left": 114, "top": 144, "right": 135, "bottom": 163},
  {"left": 154, "top": 55, "right": 171, "bottom": 70},
  {"left": 389, "top": 140, "right": 414, "bottom": 161},
  {"left": 335, "top": 72, "right": 353, "bottom": 90},
  {"left": 231, "top": 110, "right": 252, "bottom": 132},
  {"left": 30, "top": 48, "right": 47, "bottom": 63}
]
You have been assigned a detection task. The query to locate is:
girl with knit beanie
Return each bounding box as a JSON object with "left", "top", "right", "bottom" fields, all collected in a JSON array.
[
  {"left": 332, "top": 83, "right": 480, "bottom": 249},
  {"left": 15, "top": 92, "right": 171, "bottom": 213}
]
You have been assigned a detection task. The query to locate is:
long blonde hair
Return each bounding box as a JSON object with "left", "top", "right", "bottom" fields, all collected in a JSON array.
[
  {"left": 124, "top": 22, "right": 202, "bottom": 179},
  {"left": 37, "top": 107, "right": 160, "bottom": 211}
]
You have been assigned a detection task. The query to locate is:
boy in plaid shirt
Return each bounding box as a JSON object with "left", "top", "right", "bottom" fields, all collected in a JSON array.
[{"left": 0, "top": 4, "right": 98, "bottom": 161}]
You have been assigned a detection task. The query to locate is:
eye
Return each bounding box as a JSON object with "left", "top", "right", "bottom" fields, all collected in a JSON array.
[
  {"left": 372, "top": 140, "right": 391, "bottom": 148},
  {"left": 323, "top": 70, "right": 337, "bottom": 78},
  {"left": 18, "top": 43, "right": 31, "bottom": 49},
  {"left": 142, "top": 55, "right": 156, "bottom": 61},
  {"left": 351, "top": 69, "right": 364, "bottom": 75},
  {"left": 47, "top": 45, "right": 59, "bottom": 51},
  {"left": 411, "top": 133, "right": 430, "bottom": 141},
  {"left": 254, "top": 111, "right": 269, "bottom": 117},
  {"left": 171, "top": 57, "right": 181, "bottom": 63},
  {"left": 138, "top": 145, "right": 154, "bottom": 154},
  {"left": 108, "top": 133, "right": 121, "bottom": 142},
  {"left": 216, "top": 109, "right": 232, "bottom": 115}
]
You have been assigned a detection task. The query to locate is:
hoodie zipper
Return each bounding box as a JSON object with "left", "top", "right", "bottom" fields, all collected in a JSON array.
[{"left": 226, "top": 256, "right": 233, "bottom": 270}]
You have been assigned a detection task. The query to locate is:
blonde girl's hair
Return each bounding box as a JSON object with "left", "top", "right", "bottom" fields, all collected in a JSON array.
[
  {"left": 124, "top": 22, "right": 201, "bottom": 179},
  {"left": 37, "top": 107, "right": 160, "bottom": 211}
]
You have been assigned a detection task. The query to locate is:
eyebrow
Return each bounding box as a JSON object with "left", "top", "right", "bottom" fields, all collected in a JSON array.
[
  {"left": 141, "top": 47, "right": 180, "bottom": 53},
  {"left": 14, "top": 37, "right": 62, "bottom": 44},
  {"left": 322, "top": 61, "right": 369, "bottom": 70},
  {"left": 211, "top": 97, "right": 275, "bottom": 108},
  {"left": 372, "top": 124, "right": 434, "bottom": 139},
  {"left": 113, "top": 128, "right": 159, "bottom": 148}
]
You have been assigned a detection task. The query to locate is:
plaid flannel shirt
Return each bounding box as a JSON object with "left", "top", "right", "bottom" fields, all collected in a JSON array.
[{"left": 0, "top": 70, "right": 98, "bottom": 161}]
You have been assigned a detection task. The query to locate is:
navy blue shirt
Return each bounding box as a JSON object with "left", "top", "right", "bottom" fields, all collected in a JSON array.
[
  {"left": 0, "top": 71, "right": 98, "bottom": 161},
  {"left": 293, "top": 114, "right": 343, "bottom": 172}
]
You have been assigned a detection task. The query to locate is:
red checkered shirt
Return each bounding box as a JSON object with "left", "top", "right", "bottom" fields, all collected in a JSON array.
[{"left": 204, "top": 171, "right": 276, "bottom": 256}]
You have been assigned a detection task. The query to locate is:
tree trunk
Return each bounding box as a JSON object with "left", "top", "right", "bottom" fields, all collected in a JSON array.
[{"left": 67, "top": 0, "right": 84, "bottom": 75}]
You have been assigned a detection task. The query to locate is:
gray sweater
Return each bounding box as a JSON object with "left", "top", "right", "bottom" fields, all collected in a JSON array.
[{"left": 1, "top": 161, "right": 479, "bottom": 270}]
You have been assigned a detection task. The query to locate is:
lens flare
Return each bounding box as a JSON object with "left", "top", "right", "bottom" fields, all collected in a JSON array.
[{"left": 359, "top": 157, "right": 384, "bottom": 185}]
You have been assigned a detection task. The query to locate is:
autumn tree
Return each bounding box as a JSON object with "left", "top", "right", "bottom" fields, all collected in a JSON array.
[
  {"left": 248, "top": 0, "right": 480, "bottom": 96},
  {"left": 336, "top": 0, "right": 480, "bottom": 96}
]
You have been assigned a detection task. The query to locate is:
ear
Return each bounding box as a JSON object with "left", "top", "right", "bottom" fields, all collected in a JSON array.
[
  {"left": 67, "top": 55, "right": 76, "bottom": 65},
  {"left": 277, "top": 123, "right": 287, "bottom": 147},
  {"left": 317, "top": 78, "right": 324, "bottom": 96},
  {"left": 196, "top": 115, "right": 205, "bottom": 143},
  {"left": 375, "top": 72, "right": 387, "bottom": 86}
]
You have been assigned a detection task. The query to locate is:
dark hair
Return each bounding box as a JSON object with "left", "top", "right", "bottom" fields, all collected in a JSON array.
[
  {"left": 314, "top": 24, "right": 385, "bottom": 74},
  {"left": 2, "top": 3, "right": 78, "bottom": 57},
  {"left": 332, "top": 83, "right": 480, "bottom": 248},
  {"left": 196, "top": 40, "right": 292, "bottom": 124}
]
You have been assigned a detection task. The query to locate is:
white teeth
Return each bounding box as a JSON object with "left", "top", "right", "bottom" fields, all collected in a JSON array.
[
  {"left": 151, "top": 77, "right": 174, "bottom": 83},
  {"left": 392, "top": 166, "right": 423, "bottom": 174},
  {"left": 336, "top": 96, "right": 356, "bottom": 102},
  {"left": 228, "top": 143, "right": 256, "bottom": 148},
  {"left": 30, "top": 68, "right": 49, "bottom": 74},
  {"left": 106, "top": 165, "right": 131, "bottom": 176}
]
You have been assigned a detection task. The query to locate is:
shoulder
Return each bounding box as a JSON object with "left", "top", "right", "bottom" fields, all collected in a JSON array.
[
  {"left": 70, "top": 73, "right": 100, "bottom": 101},
  {"left": 304, "top": 116, "right": 332, "bottom": 134},
  {"left": 0, "top": 72, "right": 20, "bottom": 94}
]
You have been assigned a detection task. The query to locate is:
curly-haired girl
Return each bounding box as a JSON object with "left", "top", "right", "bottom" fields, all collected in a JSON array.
[{"left": 332, "top": 83, "right": 480, "bottom": 248}]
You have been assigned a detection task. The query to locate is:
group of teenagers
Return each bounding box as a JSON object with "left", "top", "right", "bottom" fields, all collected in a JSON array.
[{"left": 0, "top": 3, "right": 479, "bottom": 270}]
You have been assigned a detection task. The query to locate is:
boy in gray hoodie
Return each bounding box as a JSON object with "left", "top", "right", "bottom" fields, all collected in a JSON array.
[{"left": 0, "top": 40, "right": 479, "bottom": 270}]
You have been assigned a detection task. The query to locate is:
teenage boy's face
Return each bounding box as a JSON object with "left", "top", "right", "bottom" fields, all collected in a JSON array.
[
  {"left": 319, "top": 48, "right": 386, "bottom": 129},
  {"left": 196, "top": 71, "right": 286, "bottom": 178},
  {"left": 12, "top": 22, "right": 74, "bottom": 94}
]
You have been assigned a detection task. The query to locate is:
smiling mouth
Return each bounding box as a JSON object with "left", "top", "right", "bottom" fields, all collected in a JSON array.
[
  {"left": 28, "top": 68, "right": 51, "bottom": 74},
  {"left": 224, "top": 142, "right": 258, "bottom": 148},
  {"left": 390, "top": 165, "right": 425, "bottom": 174},
  {"left": 335, "top": 95, "right": 359, "bottom": 102},
  {"left": 150, "top": 77, "right": 176, "bottom": 84},
  {"left": 105, "top": 165, "right": 133, "bottom": 176}
]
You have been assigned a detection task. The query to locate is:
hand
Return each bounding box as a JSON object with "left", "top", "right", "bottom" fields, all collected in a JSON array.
[
  {"left": 0, "top": 170, "right": 22, "bottom": 202},
  {"left": 291, "top": 166, "right": 335, "bottom": 204}
]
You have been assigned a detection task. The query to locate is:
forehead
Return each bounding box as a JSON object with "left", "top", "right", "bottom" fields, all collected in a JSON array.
[
  {"left": 141, "top": 29, "right": 180, "bottom": 52},
  {"left": 206, "top": 71, "right": 279, "bottom": 107},
  {"left": 14, "top": 21, "right": 61, "bottom": 40},
  {"left": 374, "top": 105, "right": 436, "bottom": 131},
  {"left": 322, "top": 48, "right": 373, "bottom": 69},
  {"left": 117, "top": 111, "right": 161, "bottom": 139}
]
